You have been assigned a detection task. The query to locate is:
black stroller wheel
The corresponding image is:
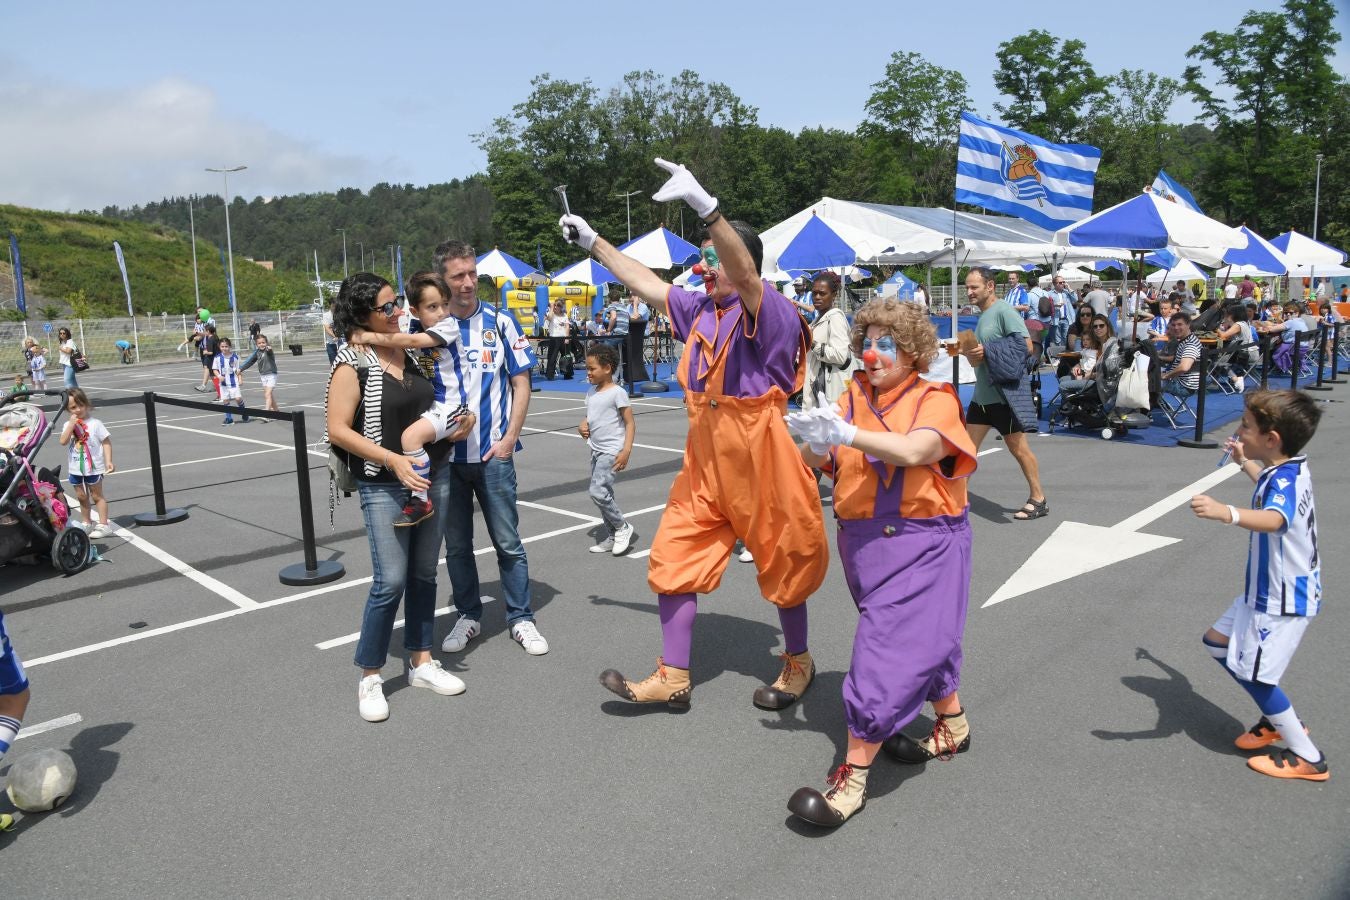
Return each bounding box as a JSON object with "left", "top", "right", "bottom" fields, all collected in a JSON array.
[{"left": 51, "top": 526, "right": 91, "bottom": 574}]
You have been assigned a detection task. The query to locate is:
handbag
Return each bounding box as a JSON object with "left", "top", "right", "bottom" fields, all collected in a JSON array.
[
  {"left": 1117, "top": 354, "right": 1151, "bottom": 410},
  {"left": 72, "top": 350, "right": 90, "bottom": 372}
]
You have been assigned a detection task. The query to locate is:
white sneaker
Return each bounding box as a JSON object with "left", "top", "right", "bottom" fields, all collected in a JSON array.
[
  {"left": 441, "top": 617, "right": 481, "bottom": 653},
  {"left": 407, "top": 659, "right": 466, "bottom": 695},
  {"left": 89, "top": 523, "right": 113, "bottom": 539},
  {"left": 589, "top": 536, "right": 615, "bottom": 553},
  {"left": 510, "top": 621, "right": 549, "bottom": 656},
  {"left": 358, "top": 674, "right": 389, "bottom": 722},
  {"left": 739, "top": 548, "right": 754, "bottom": 563},
  {"left": 612, "top": 523, "right": 635, "bottom": 556},
  {"left": 1231, "top": 375, "right": 1246, "bottom": 392}
]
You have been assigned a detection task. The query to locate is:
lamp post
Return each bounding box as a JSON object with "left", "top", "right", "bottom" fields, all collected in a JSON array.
[
  {"left": 614, "top": 189, "right": 641, "bottom": 242},
  {"left": 356, "top": 241, "right": 365, "bottom": 271},
  {"left": 188, "top": 197, "right": 202, "bottom": 311},
  {"left": 1313, "top": 153, "right": 1325, "bottom": 241},
  {"left": 335, "top": 228, "right": 349, "bottom": 277},
  {"left": 388, "top": 245, "right": 396, "bottom": 281},
  {"left": 206, "top": 165, "right": 246, "bottom": 340}
]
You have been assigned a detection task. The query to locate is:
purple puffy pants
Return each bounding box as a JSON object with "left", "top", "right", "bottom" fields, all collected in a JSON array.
[{"left": 837, "top": 513, "right": 972, "bottom": 744}]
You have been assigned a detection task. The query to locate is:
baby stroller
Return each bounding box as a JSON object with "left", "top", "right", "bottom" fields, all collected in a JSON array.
[
  {"left": 1046, "top": 340, "right": 1153, "bottom": 440},
  {"left": 0, "top": 391, "right": 92, "bottom": 574}
]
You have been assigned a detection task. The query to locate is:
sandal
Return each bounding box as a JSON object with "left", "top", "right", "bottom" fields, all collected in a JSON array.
[{"left": 1013, "top": 498, "right": 1049, "bottom": 521}]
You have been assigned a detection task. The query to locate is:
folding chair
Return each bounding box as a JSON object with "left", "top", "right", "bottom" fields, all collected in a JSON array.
[
  {"left": 1206, "top": 341, "right": 1245, "bottom": 394},
  {"left": 1157, "top": 384, "right": 1196, "bottom": 429}
]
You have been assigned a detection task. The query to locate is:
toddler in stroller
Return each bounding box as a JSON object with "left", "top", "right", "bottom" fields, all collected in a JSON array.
[
  {"left": 0, "top": 395, "right": 92, "bottom": 573},
  {"left": 1047, "top": 337, "right": 1153, "bottom": 440}
]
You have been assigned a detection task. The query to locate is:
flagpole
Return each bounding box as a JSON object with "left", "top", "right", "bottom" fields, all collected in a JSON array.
[{"left": 189, "top": 198, "right": 202, "bottom": 311}]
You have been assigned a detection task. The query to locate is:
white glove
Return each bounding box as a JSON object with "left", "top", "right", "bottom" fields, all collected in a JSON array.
[
  {"left": 652, "top": 158, "right": 718, "bottom": 220},
  {"left": 560, "top": 214, "right": 597, "bottom": 252}
]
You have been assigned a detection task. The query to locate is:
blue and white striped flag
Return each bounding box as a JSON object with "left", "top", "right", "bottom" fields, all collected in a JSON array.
[
  {"left": 955, "top": 112, "right": 1101, "bottom": 231},
  {"left": 1150, "top": 170, "right": 1203, "bottom": 214},
  {"left": 10, "top": 235, "right": 26, "bottom": 315}
]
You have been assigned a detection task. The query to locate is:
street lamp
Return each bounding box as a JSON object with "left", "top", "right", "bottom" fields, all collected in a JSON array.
[
  {"left": 188, "top": 197, "right": 202, "bottom": 311},
  {"left": 205, "top": 165, "right": 247, "bottom": 340},
  {"left": 614, "top": 189, "right": 641, "bottom": 242},
  {"left": 335, "top": 228, "right": 349, "bottom": 277},
  {"left": 356, "top": 241, "right": 365, "bottom": 271},
  {"left": 388, "top": 245, "right": 396, "bottom": 281},
  {"left": 1313, "top": 153, "right": 1325, "bottom": 241}
]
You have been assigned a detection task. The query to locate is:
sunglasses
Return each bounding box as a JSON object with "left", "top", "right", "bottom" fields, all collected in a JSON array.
[
  {"left": 1092, "top": 324, "right": 1110, "bottom": 330},
  {"left": 369, "top": 300, "right": 399, "bottom": 317}
]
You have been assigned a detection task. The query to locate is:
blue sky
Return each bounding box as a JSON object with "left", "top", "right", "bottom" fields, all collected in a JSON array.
[{"left": 2, "top": 0, "right": 1346, "bottom": 212}]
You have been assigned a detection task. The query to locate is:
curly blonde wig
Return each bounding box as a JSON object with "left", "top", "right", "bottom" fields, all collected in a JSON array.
[{"left": 849, "top": 298, "right": 939, "bottom": 373}]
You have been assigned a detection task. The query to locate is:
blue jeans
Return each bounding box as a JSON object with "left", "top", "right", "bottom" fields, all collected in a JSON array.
[
  {"left": 352, "top": 463, "right": 449, "bottom": 669},
  {"left": 63, "top": 365, "right": 78, "bottom": 390},
  {"left": 443, "top": 458, "right": 533, "bottom": 626}
]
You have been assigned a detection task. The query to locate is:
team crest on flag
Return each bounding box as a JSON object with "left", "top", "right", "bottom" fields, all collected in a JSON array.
[{"left": 1000, "top": 143, "right": 1047, "bottom": 206}]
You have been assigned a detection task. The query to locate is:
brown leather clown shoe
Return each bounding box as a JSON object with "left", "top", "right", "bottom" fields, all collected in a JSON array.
[
  {"left": 883, "top": 708, "right": 971, "bottom": 764},
  {"left": 599, "top": 657, "right": 691, "bottom": 709},
  {"left": 753, "top": 650, "right": 814, "bottom": 710},
  {"left": 787, "top": 762, "right": 869, "bottom": 827}
]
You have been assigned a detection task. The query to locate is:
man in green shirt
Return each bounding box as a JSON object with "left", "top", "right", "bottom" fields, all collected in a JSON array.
[{"left": 961, "top": 266, "right": 1048, "bottom": 521}]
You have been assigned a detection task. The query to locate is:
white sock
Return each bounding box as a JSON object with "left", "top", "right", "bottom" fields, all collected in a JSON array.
[
  {"left": 0, "top": 715, "right": 20, "bottom": 764},
  {"left": 1268, "top": 706, "right": 1321, "bottom": 762}
]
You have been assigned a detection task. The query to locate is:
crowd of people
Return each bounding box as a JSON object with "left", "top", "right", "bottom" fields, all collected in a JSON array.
[{"left": 0, "top": 161, "right": 1337, "bottom": 837}]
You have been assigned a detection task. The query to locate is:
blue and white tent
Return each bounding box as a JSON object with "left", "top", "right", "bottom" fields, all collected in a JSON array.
[
  {"left": 774, "top": 213, "right": 894, "bottom": 271},
  {"left": 879, "top": 271, "right": 918, "bottom": 299},
  {"left": 476, "top": 248, "right": 539, "bottom": 281},
  {"left": 617, "top": 227, "right": 700, "bottom": 269},
  {"left": 1054, "top": 190, "right": 1246, "bottom": 266},
  {"left": 1218, "top": 226, "right": 1289, "bottom": 276},
  {"left": 552, "top": 257, "right": 620, "bottom": 286}
]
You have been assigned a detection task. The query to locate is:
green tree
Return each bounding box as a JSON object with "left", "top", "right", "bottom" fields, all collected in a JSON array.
[
  {"left": 38, "top": 304, "right": 61, "bottom": 320},
  {"left": 1085, "top": 70, "right": 1185, "bottom": 209},
  {"left": 993, "top": 30, "right": 1108, "bottom": 141},
  {"left": 269, "top": 280, "right": 295, "bottom": 312},
  {"left": 66, "top": 289, "right": 94, "bottom": 319}
]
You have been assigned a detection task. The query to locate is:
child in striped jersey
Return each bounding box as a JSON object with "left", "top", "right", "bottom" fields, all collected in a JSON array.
[
  {"left": 1190, "top": 390, "right": 1327, "bottom": 782},
  {"left": 349, "top": 271, "right": 466, "bottom": 527},
  {"left": 212, "top": 338, "right": 250, "bottom": 425}
]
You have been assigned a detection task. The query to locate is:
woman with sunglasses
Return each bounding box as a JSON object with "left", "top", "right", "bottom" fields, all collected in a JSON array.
[
  {"left": 325, "top": 272, "right": 475, "bottom": 722},
  {"left": 1058, "top": 314, "right": 1114, "bottom": 394},
  {"left": 1058, "top": 307, "right": 1095, "bottom": 379}
]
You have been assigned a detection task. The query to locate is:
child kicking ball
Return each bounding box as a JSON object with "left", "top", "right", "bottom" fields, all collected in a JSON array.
[{"left": 1190, "top": 389, "right": 1327, "bottom": 782}]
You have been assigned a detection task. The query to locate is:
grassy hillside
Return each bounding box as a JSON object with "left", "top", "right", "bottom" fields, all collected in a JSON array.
[{"left": 0, "top": 204, "right": 320, "bottom": 319}]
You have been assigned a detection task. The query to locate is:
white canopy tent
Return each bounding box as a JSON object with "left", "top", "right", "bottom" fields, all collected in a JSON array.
[{"left": 1145, "top": 258, "right": 1209, "bottom": 284}]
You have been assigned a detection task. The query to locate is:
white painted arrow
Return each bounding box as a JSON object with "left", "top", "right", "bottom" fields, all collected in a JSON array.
[{"left": 983, "top": 463, "right": 1242, "bottom": 608}]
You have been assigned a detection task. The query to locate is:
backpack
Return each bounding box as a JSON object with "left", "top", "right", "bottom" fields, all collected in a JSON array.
[
  {"left": 327, "top": 359, "right": 371, "bottom": 498},
  {"left": 1037, "top": 291, "right": 1054, "bottom": 318}
]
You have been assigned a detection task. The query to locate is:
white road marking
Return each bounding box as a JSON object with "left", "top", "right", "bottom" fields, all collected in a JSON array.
[
  {"left": 314, "top": 597, "right": 498, "bottom": 650},
  {"left": 521, "top": 425, "right": 685, "bottom": 455},
  {"left": 157, "top": 422, "right": 327, "bottom": 458},
  {"left": 110, "top": 448, "right": 284, "bottom": 477},
  {"left": 983, "top": 464, "right": 1239, "bottom": 608},
  {"left": 15, "top": 713, "right": 83, "bottom": 740},
  {"left": 977, "top": 448, "right": 1003, "bottom": 457},
  {"left": 517, "top": 501, "right": 602, "bottom": 523},
  {"left": 627, "top": 549, "right": 652, "bottom": 559}
]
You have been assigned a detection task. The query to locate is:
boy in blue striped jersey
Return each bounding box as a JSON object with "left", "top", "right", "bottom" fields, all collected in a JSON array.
[
  {"left": 1190, "top": 390, "right": 1327, "bottom": 781},
  {"left": 350, "top": 271, "right": 466, "bottom": 527},
  {"left": 212, "top": 338, "right": 250, "bottom": 425}
]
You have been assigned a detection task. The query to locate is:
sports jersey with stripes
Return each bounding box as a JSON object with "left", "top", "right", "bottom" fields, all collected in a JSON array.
[
  {"left": 420, "top": 302, "right": 536, "bottom": 463},
  {"left": 214, "top": 352, "right": 242, "bottom": 388},
  {"left": 407, "top": 318, "right": 462, "bottom": 404},
  {"left": 1246, "top": 456, "right": 1320, "bottom": 617}
]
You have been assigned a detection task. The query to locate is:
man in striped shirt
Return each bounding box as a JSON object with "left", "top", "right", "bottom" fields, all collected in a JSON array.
[
  {"left": 1159, "top": 312, "right": 1200, "bottom": 398},
  {"left": 1191, "top": 390, "right": 1326, "bottom": 781},
  {"left": 433, "top": 240, "right": 549, "bottom": 658}
]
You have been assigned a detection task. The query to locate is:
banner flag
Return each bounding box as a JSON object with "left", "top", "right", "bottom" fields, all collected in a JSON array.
[
  {"left": 955, "top": 111, "right": 1101, "bottom": 231},
  {"left": 396, "top": 245, "right": 404, "bottom": 296},
  {"left": 1150, "top": 170, "right": 1203, "bottom": 214},
  {"left": 10, "top": 235, "right": 26, "bottom": 315},
  {"left": 220, "top": 246, "right": 236, "bottom": 310},
  {"left": 113, "top": 241, "right": 134, "bottom": 316}
]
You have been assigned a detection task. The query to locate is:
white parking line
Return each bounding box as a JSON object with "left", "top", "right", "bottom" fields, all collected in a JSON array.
[
  {"left": 521, "top": 424, "right": 685, "bottom": 455},
  {"left": 518, "top": 500, "right": 602, "bottom": 523},
  {"left": 157, "top": 422, "right": 327, "bottom": 458},
  {"left": 110, "top": 447, "right": 284, "bottom": 476},
  {"left": 314, "top": 597, "right": 498, "bottom": 650},
  {"left": 16, "top": 713, "right": 83, "bottom": 740}
]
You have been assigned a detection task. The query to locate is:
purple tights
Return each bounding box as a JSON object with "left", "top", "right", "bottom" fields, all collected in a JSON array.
[{"left": 657, "top": 593, "right": 808, "bottom": 669}]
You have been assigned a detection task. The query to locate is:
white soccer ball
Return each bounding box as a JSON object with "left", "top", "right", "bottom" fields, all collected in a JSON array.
[{"left": 5, "top": 748, "right": 77, "bottom": 812}]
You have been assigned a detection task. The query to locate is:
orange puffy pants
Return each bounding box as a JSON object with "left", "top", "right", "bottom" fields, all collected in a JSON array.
[{"left": 647, "top": 387, "right": 828, "bottom": 607}]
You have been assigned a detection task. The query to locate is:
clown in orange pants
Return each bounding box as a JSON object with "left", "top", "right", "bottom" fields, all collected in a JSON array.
[{"left": 560, "top": 159, "right": 829, "bottom": 710}]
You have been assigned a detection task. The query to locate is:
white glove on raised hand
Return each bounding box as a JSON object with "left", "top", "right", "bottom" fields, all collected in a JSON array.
[
  {"left": 784, "top": 410, "right": 831, "bottom": 456},
  {"left": 560, "top": 214, "right": 598, "bottom": 252},
  {"left": 652, "top": 158, "right": 718, "bottom": 220}
]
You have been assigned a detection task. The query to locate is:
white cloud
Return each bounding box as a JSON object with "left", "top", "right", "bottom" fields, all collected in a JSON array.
[{"left": 0, "top": 62, "right": 388, "bottom": 212}]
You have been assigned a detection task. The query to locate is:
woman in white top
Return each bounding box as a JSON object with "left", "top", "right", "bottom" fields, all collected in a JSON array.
[
  {"left": 1059, "top": 314, "right": 1112, "bottom": 393},
  {"left": 801, "top": 273, "right": 855, "bottom": 411},
  {"left": 57, "top": 327, "right": 79, "bottom": 389},
  {"left": 542, "top": 300, "right": 573, "bottom": 380}
]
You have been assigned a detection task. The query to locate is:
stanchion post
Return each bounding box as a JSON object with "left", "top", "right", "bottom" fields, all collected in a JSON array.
[
  {"left": 1259, "top": 334, "right": 1271, "bottom": 390},
  {"left": 131, "top": 391, "right": 189, "bottom": 526},
  {"left": 1289, "top": 334, "right": 1303, "bottom": 391},
  {"left": 1327, "top": 321, "right": 1345, "bottom": 384},
  {"left": 1306, "top": 323, "right": 1333, "bottom": 391},
  {"left": 278, "top": 409, "right": 345, "bottom": 586},
  {"left": 1177, "top": 348, "right": 1218, "bottom": 449}
]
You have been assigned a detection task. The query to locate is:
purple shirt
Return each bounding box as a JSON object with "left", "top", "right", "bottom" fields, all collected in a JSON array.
[{"left": 667, "top": 280, "right": 808, "bottom": 397}]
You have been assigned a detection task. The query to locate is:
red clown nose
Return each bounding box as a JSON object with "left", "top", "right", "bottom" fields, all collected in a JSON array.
[
  {"left": 692, "top": 263, "right": 708, "bottom": 276},
  {"left": 862, "top": 349, "right": 879, "bottom": 366}
]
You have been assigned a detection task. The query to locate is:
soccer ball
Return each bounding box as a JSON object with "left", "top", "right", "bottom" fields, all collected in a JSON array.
[{"left": 5, "top": 748, "right": 77, "bottom": 812}]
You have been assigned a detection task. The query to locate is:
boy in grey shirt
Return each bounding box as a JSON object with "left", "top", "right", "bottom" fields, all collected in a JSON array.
[{"left": 578, "top": 343, "right": 636, "bottom": 555}]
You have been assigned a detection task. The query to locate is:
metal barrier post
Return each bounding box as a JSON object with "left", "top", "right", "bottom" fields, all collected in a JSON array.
[
  {"left": 1289, "top": 334, "right": 1304, "bottom": 391},
  {"left": 623, "top": 338, "right": 644, "bottom": 400},
  {"left": 1177, "top": 348, "right": 1218, "bottom": 449},
  {"left": 1327, "top": 321, "right": 1345, "bottom": 384},
  {"left": 1306, "top": 323, "right": 1333, "bottom": 391},
  {"left": 1259, "top": 334, "right": 1271, "bottom": 390},
  {"left": 132, "top": 391, "right": 189, "bottom": 526},
  {"left": 279, "top": 410, "right": 345, "bottom": 586}
]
